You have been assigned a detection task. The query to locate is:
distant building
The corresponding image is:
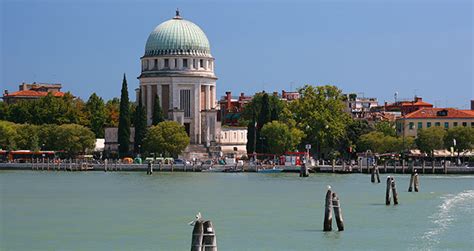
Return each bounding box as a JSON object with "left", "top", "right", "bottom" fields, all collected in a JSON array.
[
  {"left": 219, "top": 91, "right": 252, "bottom": 126},
  {"left": 104, "top": 127, "right": 135, "bottom": 153},
  {"left": 385, "top": 96, "right": 433, "bottom": 116},
  {"left": 218, "top": 127, "right": 248, "bottom": 157},
  {"left": 344, "top": 94, "right": 379, "bottom": 119},
  {"left": 2, "top": 82, "right": 65, "bottom": 104},
  {"left": 281, "top": 90, "right": 300, "bottom": 101},
  {"left": 396, "top": 108, "right": 474, "bottom": 137}
]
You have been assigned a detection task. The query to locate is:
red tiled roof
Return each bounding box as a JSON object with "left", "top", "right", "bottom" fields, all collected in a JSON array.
[
  {"left": 4, "top": 90, "right": 65, "bottom": 98},
  {"left": 403, "top": 108, "right": 474, "bottom": 119},
  {"left": 387, "top": 101, "right": 433, "bottom": 107}
]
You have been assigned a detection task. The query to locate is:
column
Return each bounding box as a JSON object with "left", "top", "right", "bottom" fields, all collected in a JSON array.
[
  {"left": 146, "top": 84, "right": 152, "bottom": 125},
  {"left": 141, "top": 86, "right": 146, "bottom": 106},
  {"left": 205, "top": 85, "right": 211, "bottom": 110},
  {"left": 195, "top": 84, "right": 201, "bottom": 144},
  {"left": 177, "top": 58, "right": 183, "bottom": 69}
]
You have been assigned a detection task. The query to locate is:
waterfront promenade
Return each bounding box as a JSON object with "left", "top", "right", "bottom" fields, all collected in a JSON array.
[{"left": 1, "top": 162, "right": 473, "bottom": 174}]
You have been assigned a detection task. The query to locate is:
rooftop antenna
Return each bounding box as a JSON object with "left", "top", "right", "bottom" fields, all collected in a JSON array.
[
  {"left": 394, "top": 92, "right": 398, "bottom": 103},
  {"left": 413, "top": 89, "right": 419, "bottom": 98}
]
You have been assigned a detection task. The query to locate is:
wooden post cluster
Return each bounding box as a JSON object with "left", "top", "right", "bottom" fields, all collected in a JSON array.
[
  {"left": 190, "top": 213, "right": 217, "bottom": 251},
  {"left": 385, "top": 176, "right": 399, "bottom": 205},
  {"left": 371, "top": 165, "right": 380, "bottom": 183},
  {"left": 323, "top": 187, "right": 344, "bottom": 232},
  {"left": 300, "top": 163, "right": 309, "bottom": 177},
  {"left": 147, "top": 162, "right": 153, "bottom": 175},
  {"left": 408, "top": 170, "right": 419, "bottom": 192}
]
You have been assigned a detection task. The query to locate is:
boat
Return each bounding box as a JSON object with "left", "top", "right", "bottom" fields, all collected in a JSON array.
[{"left": 257, "top": 167, "right": 284, "bottom": 173}]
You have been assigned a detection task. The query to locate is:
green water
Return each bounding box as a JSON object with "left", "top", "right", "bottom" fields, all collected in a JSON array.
[{"left": 1, "top": 171, "right": 473, "bottom": 250}]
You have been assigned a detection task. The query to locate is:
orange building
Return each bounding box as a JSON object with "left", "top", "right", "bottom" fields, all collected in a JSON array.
[
  {"left": 385, "top": 96, "right": 433, "bottom": 115},
  {"left": 2, "top": 82, "right": 65, "bottom": 104}
]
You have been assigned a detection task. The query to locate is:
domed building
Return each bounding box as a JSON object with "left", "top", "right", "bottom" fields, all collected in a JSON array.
[{"left": 138, "top": 10, "right": 219, "bottom": 146}]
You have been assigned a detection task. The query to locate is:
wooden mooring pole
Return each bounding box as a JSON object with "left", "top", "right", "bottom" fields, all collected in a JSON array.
[
  {"left": 323, "top": 188, "right": 333, "bottom": 231},
  {"left": 385, "top": 176, "right": 392, "bottom": 205},
  {"left": 300, "top": 163, "right": 309, "bottom": 177},
  {"left": 202, "top": 220, "right": 217, "bottom": 251},
  {"left": 147, "top": 162, "right": 153, "bottom": 175},
  {"left": 422, "top": 159, "right": 425, "bottom": 174},
  {"left": 391, "top": 177, "right": 399, "bottom": 205},
  {"left": 414, "top": 172, "right": 419, "bottom": 192},
  {"left": 408, "top": 172, "right": 415, "bottom": 192},
  {"left": 332, "top": 192, "right": 344, "bottom": 231},
  {"left": 191, "top": 220, "right": 204, "bottom": 251}
]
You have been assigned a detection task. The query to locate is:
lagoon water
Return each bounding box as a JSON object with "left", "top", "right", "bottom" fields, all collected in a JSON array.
[{"left": 1, "top": 171, "right": 473, "bottom": 250}]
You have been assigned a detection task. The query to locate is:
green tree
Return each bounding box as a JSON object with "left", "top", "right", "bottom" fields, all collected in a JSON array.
[
  {"left": 256, "top": 92, "right": 271, "bottom": 153},
  {"left": 416, "top": 127, "right": 446, "bottom": 158},
  {"left": 346, "top": 119, "right": 374, "bottom": 155},
  {"left": 14, "top": 124, "right": 40, "bottom": 150},
  {"left": 38, "top": 124, "right": 60, "bottom": 151},
  {"left": 143, "top": 121, "right": 190, "bottom": 158},
  {"left": 0, "top": 120, "right": 18, "bottom": 150},
  {"left": 444, "top": 127, "right": 474, "bottom": 156},
  {"left": 246, "top": 118, "right": 256, "bottom": 154},
  {"left": 261, "top": 121, "right": 305, "bottom": 155},
  {"left": 375, "top": 121, "right": 396, "bottom": 137},
  {"left": 0, "top": 101, "right": 8, "bottom": 120},
  {"left": 7, "top": 101, "right": 32, "bottom": 124},
  {"left": 56, "top": 124, "right": 96, "bottom": 157},
  {"left": 152, "top": 94, "right": 165, "bottom": 125},
  {"left": 289, "top": 85, "right": 351, "bottom": 158},
  {"left": 133, "top": 92, "right": 147, "bottom": 154},
  {"left": 86, "top": 93, "right": 106, "bottom": 138},
  {"left": 118, "top": 74, "right": 131, "bottom": 157}
]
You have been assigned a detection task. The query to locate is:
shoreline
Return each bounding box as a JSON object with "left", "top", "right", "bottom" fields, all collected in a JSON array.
[{"left": 1, "top": 163, "right": 473, "bottom": 174}]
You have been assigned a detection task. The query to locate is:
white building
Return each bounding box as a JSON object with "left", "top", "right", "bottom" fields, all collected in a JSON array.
[{"left": 138, "top": 10, "right": 219, "bottom": 146}]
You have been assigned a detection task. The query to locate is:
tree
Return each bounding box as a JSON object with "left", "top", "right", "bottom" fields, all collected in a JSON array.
[
  {"left": 357, "top": 131, "right": 414, "bottom": 154},
  {"left": 105, "top": 98, "right": 120, "bottom": 127},
  {"left": 7, "top": 101, "right": 32, "bottom": 124},
  {"left": 152, "top": 94, "right": 165, "bottom": 125},
  {"left": 86, "top": 93, "right": 106, "bottom": 138},
  {"left": 289, "top": 85, "right": 351, "bottom": 158},
  {"left": 0, "top": 101, "right": 8, "bottom": 120},
  {"left": 0, "top": 120, "right": 18, "bottom": 150},
  {"left": 118, "top": 74, "right": 131, "bottom": 157},
  {"left": 246, "top": 118, "right": 256, "bottom": 154},
  {"left": 346, "top": 119, "right": 373, "bottom": 155},
  {"left": 261, "top": 121, "right": 305, "bottom": 155},
  {"left": 375, "top": 121, "right": 396, "bottom": 137},
  {"left": 416, "top": 127, "right": 446, "bottom": 158},
  {"left": 55, "top": 124, "right": 95, "bottom": 157},
  {"left": 256, "top": 92, "right": 271, "bottom": 153},
  {"left": 14, "top": 124, "right": 40, "bottom": 150},
  {"left": 445, "top": 127, "right": 474, "bottom": 157},
  {"left": 143, "top": 121, "right": 190, "bottom": 158},
  {"left": 134, "top": 91, "right": 147, "bottom": 154}
]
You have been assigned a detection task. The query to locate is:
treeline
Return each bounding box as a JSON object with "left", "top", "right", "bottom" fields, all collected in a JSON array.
[
  {"left": 0, "top": 92, "right": 125, "bottom": 138},
  {"left": 243, "top": 85, "right": 474, "bottom": 159},
  {"left": 0, "top": 121, "right": 95, "bottom": 157}
]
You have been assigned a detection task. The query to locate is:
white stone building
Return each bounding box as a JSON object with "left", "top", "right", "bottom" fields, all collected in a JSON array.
[{"left": 138, "top": 11, "right": 219, "bottom": 146}]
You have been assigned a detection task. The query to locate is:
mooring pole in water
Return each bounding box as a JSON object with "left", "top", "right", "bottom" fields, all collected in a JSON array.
[
  {"left": 408, "top": 172, "right": 415, "bottom": 192},
  {"left": 300, "top": 163, "right": 309, "bottom": 177},
  {"left": 391, "top": 177, "right": 399, "bottom": 205},
  {"left": 202, "top": 220, "right": 217, "bottom": 251},
  {"left": 323, "top": 187, "right": 333, "bottom": 231},
  {"left": 332, "top": 192, "right": 344, "bottom": 231},
  {"left": 147, "top": 162, "right": 153, "bottom": 175},
  {"left": 384, "top": 162, "right": 387, "bottom": 173},
  {"left": 402, "top": 159, "right": 405, "bottom": 174},
  {"left": 191, "top": 220, "right": 204, "bottom": 251},
  {"left": 414, "top": 172, "right": 419, "bottom": 192},
  {"left": 375, "top": 166, "right": 380, "bottom": 183},
  {"left": 422, "top": 159, "right": 425, "bottom": 174},
  {"left": 385, "top": 176, "right": 392, "bottom": 205},
  {"left": 371, "top": 165, "right": 375, "bottom": 183}
]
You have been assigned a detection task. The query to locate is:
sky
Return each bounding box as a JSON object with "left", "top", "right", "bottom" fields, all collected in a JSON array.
[{"left": 1, "top": 0, "right": 472, "bottom": 108}]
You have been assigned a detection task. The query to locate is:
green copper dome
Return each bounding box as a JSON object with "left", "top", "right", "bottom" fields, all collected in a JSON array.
[{"left": 144, "top": 12, "right": 211, "bottom": 57}]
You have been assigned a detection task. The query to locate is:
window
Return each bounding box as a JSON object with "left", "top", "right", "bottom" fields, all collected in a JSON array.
[
  {"left": 471, "top": 122, "right": 474, "bottom": 127},
  {"left": 199, "top": 59, "right": 204, "bottom": 68},
  {"left": 409, "top": 122, "right": 414, "bottom": 130},
  {"left": 174, "top": 59, "right": 177, "bottom": 68},
  {"left": 193, "top": 59, "right": 196, "bottom": 68},
  {"left": 435, "top": 122, "right": 440, "bottom": 127},
  {"left": 427, "top": 122, "right": 431, "bottom": 128},
  {"left": 179, "top": 89, "right": 191, "bottom": 117},
  {"left": 154, "top": 59, "right": 157, "bottom": 69},
  {"left": 462, "top": 122, "right": 467, "bottom": 127},
  {"left": 164, "top": 59, "right": 169, "bottom": 68},
  {"left": 417, "top": 122, "right": 422, "bottom": 129},
  {"left": 444, "top": 122, "right": 449, "bottom": 129},
  {"left": 453, "top": 122, "right": 458, "bottom": 127},
  {"left": 183, "top": 59, "right": 188, "bottom": 68}
]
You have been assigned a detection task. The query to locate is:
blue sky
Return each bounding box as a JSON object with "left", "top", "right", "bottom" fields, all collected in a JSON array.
[{"left": 1, "top": 0, "right": 472, "bottom": 108}]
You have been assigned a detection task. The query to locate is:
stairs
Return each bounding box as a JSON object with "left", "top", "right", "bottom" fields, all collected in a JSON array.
[{"left": 181, "top": 144, "right": 210, "bottom": 160}]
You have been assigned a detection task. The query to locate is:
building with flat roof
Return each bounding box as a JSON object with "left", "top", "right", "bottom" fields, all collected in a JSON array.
[{"left": 385, "top": 96, "right": 433, "bottom": 116}]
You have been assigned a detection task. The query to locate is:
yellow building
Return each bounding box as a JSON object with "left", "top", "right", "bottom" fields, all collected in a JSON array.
[{"left": 397, "top": 108, "right": 474, "bottom": 137}]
